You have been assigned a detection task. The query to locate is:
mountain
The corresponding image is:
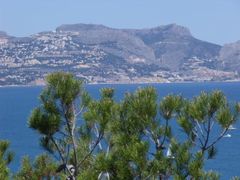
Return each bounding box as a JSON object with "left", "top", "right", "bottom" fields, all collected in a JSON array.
[
  {"left": 219, "top": 41, "right": 240, "bottom": 72},
  {"left": 132, "top": 24, "right": 221, "bottom": 71},
  {"left": 0, "top": 23, "right": 239, "bottom": 86}
]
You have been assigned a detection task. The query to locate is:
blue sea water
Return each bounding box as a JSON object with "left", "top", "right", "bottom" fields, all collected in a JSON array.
[{"left": 0, "top": 82, "right": 240, "bottom": 178}]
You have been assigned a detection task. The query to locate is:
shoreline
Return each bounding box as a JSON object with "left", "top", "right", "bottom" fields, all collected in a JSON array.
[{"left": 1, "top": 80, "right": 240, "bottom": 88}]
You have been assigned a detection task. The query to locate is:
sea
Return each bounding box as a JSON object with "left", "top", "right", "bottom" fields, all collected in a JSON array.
[{"left": 0, "top": 82, "right": 240, "bottom": 179}]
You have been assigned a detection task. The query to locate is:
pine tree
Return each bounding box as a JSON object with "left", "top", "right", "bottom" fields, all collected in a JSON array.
[
  {"left": 14, "top": 154, "right": 59, "bottom": 180},
  {"left": 27, "top": 72, "right": 240, "bottom": 179},
  {"left": 28, "top": 72, "right": 90, "bottom": 179}
]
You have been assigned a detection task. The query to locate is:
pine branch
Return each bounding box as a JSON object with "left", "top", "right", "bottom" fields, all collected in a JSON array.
[
  {"left": 62, "top": 102, "right": 78, "bottom": 175},
  {"left": 202, "top": 116, "right": 212, "bottom": 151},
  {"left": 50, "top": 137, "right": 65, "bottom": 164},
  {"left": 159, "top": 119, "right": 169, "bottom": 149},
  {"left": 205, "top": 127, "right": 229, "bottom": 150},
  {"left": 78, "top": 132, "right": 104, "bottom": 168}
]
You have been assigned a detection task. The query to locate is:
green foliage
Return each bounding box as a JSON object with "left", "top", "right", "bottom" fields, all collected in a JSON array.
[
  {"left": 178, "top": 91, "right": 238, "bottom": 153},
  {"left": 160, "top": 95, "right": 183, "bottom": 120},
  {"left": 170, "top": 139, "right": 205, "bottom": 179},
  {"left": 0, "top": 140, "right": 14, "bottom": 179},
  {"left": 24, "top": 72, "right": 240, "bottom": 179},
  {"left": 46, "top": 72, "right": 82, "bottom": 106},
  {"left": 216, "top": 107, "right": 234, "bottom": 128},
  {"left": 202, "top": 170, "right": 220, "bottom": 180},
  {"left": 29, "top": 107, "right": 61, "bottom": 136},
  {"left": 28, "top": 72, "right": 87, "bottom": 178},
  {"left": 14, "top": 154, "right": 60, "bottom": 179}
]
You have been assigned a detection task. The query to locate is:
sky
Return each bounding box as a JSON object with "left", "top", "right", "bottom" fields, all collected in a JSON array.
[{"left": 0, "top": 0, "right": 239, "bottom": 45}]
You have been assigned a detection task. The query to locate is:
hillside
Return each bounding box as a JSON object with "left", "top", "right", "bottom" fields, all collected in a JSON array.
[{"left": 0, "top": 23, "right": 239, "bottom": 86}]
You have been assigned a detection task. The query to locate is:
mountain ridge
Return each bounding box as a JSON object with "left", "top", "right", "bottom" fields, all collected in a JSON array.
[{"left": 0, "top": 23, "right": 239, "bottom": 86}]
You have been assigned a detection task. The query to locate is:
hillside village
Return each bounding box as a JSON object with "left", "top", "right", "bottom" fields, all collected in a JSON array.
[{"left": 0, "top": 24, "right": 239, "bottom": 86}]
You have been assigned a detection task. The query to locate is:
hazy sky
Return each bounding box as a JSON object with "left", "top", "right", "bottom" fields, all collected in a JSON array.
[{"left": 0, "top": 0, "right": 239, "bottom": 45}]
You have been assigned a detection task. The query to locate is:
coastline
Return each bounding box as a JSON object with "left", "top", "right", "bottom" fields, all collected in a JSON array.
[{"left": 1, "top": 79, "right": 240, "bottom": 88}]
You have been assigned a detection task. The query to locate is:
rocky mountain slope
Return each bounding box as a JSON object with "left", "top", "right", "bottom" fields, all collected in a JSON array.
[
  {"left": 0, "top": 23, "right": 239, "bottom": 86},
  {"left": 219, "top": 41, "right": 240, "bottom": 72}
]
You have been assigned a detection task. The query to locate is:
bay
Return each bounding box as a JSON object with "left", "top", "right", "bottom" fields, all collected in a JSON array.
[{"left": 0, "top": 82, "right": 240, "bottom": 179}]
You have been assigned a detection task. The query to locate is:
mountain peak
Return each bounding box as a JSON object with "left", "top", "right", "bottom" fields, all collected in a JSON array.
[
  {"left": 150, "top": 24, "right": 192, "bottom": 37},
  {"left": 0, "top": 31, "right": 9, "bottom": 37},
  {"left": 56, "top": 23, "right": 110, "bottom": 32}
]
